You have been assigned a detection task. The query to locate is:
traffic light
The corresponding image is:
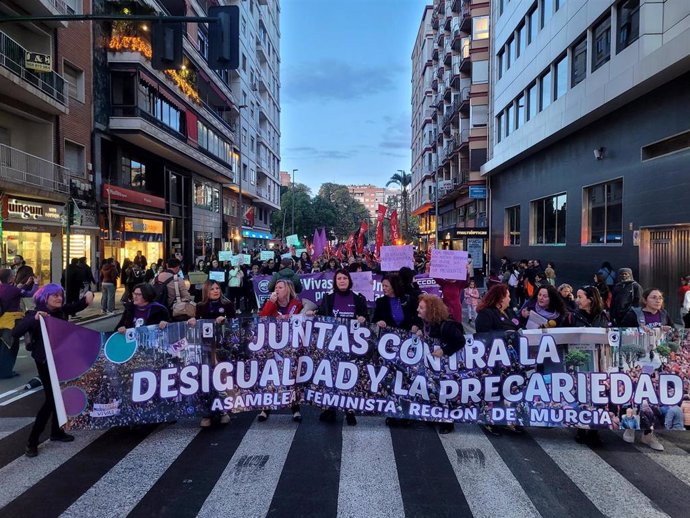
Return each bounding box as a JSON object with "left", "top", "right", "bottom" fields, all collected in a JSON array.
[
  {"left": 151, "top": 20, "right": 184, "bottom": 70},
  {"left": 208, "top": 6, "right": 240, "bottom": 70}
]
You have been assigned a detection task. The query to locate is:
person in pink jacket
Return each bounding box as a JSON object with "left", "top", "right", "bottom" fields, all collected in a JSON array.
[{"left": 464, "top": 279, "right": 480, "bottom": 323}]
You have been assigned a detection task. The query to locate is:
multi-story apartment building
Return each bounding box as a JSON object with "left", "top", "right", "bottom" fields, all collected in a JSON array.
[
  {"left": 94, "top": 0, "right": 280, "bottom": 267},
  {"left": 410, "top": 0, "right": 490, "bottom": 272},
  {"left": 347, "top": 184, "right": 400, "bottom": 220},
  {"left": 0, "top": 0, "right": 94, "bottom": 283},
  {"left": 485, "top": 0, "right": 690, "bottom": 314}
]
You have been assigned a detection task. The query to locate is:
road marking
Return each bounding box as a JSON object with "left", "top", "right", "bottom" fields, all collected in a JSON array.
[
  {"left": 440, "top": 425, "right": 541, "bottom": 518},
  {"left": 198, "top": 415, "right": 298, "bottom": 518},
  {"left": 61, "top": 425, "right": 200, "bottom": 518},
  {"left": 337, "top": 417, "right": 404, "bottom": 518},
  {"left": 0, "top": 417, "right": 34, "bottom": 440},
  {"left": 0, "top": 387, "right": 42, "bottom": 406}
]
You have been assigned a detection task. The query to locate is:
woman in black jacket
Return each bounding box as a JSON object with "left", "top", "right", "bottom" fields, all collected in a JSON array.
[
  {"left": 373, "top": 274, "right": 419, "bottom": 331},
  {"left": 475, "top": 284, "right": 521, "bottom": 333},
  {"left": 116, "top": 283, "right": 170, "bottom": 333},
  {"left": 12, "top": 284, "right": 94, "bottom": 457},
  {"left": 412, "top": 293, "right": 466, "bottom": 434},
  {"left": 314, "top": 269, "right": 368, "bottom": 425}
]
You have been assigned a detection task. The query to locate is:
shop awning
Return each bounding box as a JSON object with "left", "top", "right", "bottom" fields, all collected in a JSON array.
[
  {"left": 242, "top": 229, "right": 272, "bottom": 240},
  {"left": 109, "top": 207, "right": 173, "bottom": 220}
]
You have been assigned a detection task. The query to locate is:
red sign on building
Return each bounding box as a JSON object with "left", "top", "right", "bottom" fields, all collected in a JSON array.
[{"left": 102, "top": 184, "right": 166, "bottom": 210}]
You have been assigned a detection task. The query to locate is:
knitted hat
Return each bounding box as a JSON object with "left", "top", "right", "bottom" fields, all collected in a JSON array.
[{"left": 618, "top": 268, "right": 633, "bottom": 279}]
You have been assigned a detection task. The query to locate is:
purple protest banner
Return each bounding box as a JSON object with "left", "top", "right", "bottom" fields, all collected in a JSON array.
[{"left": 414, "top": 273, "right": 442, "bottom": 297}]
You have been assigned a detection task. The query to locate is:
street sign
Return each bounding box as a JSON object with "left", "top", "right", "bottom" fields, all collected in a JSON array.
[
  {"left": 469, "top": 186, "right": 487, "bottom": 199},
  {"left": 25, "top": 52, "right": 52, "bottom": 72}
]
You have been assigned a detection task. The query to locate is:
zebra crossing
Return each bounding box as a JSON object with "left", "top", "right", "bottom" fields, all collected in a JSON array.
[{"left": 1, "top": 409, "right": 690, "bottom": 518}]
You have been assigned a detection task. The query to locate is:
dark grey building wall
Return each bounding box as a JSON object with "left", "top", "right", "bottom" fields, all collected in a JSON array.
[{"left": 489, "top": 71, "right": 690, "bottom": 287}]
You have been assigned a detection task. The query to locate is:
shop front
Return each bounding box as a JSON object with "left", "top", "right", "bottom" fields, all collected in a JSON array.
[
  {"left": 1, "top": 196, "right": 98, "bottom": 283},
  {"left": 241, "top": 228, "right": 273, "bottom": 250},
  {"left": 438, "top": 227, "right": 489, "bottom": 275},
  {"left": 101, "top": 184, "right": 168, "bottom": 268}
]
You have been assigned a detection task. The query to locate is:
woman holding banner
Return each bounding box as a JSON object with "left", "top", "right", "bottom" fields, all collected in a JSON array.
[
  {"left": 474, "top": 284, "right": 521, "bottom": 333},
  {"left": 373, "top": 274, "right": 418, "bottom": 331},
  {"left": 187, "top": 280, "right": 235, "bottom": 428},
  {"left": 314, "top": 269, "right": 368, "bottom": 425},
  {"left": 13, "top": 284, "right": 94, "bottom": 458},
  {"left": 412, "top": 293, "right": 467, "bottom": 434},
  {"left": 258, "top": 279, "right": 303, "bottom": 423}
]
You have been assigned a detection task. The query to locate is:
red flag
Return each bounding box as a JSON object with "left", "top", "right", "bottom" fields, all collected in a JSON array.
[
  {"left": 356, "top": 221, "right": 368, "bottom": 255},
  {"left": 376, "top": 205, "right": 387, "bottom": 258},
  {"left": 390, "top": 209, "right": 400, "bottom": 243},
  {"left": 345, "top": 233, "right": 355, "bottom": 254},
  {"left": 334, "top": 244, "right": 342, "bottom": 261},
  {"left": 244, "top": 206, "right": 255, "bottom": 227}
]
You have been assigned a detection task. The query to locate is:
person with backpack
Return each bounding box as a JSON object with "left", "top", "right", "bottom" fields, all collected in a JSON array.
[
  {"left": 152, "top": 258, "right": 192, "bottom": 321},
  {"left": 610, "top": 268, "right": 643, "bottom": 325},
  {"left": 125, "top": 261, "right": 145, "bottom": 303},
  {"left": 411, "top": 293, "right": 466, "bottom": 434}
]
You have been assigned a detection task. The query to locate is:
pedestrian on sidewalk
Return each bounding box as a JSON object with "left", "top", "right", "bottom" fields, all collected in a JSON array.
[
  {"left": 464, "top": 279, "right": 480, "bottom": 323},
  {"left": 0, "top": 268, "right": 36, "bottom": 378},
  {"left": 12, "top": 284, "right": 94, "bottom": 458},
  {"left": 99, "top": 258, "right": 118, "bottom": 314}
]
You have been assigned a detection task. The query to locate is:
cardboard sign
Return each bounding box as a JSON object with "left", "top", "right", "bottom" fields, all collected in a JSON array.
[
  {"left": 218, "top": 251, "right": 233, "bottom": 262},
  {"left": 350, "top": 271, "right": 374, "bottom": 301},
  {"left": 286, "top": 234, "right": 300, "bottom": 247},
  {"left": 380, "top": 245, "right": 414, "bottom": 271},
  {"left": 208, "top": 271, "right": 226, "bottom": 282},
  {"left": 260, "top": 251, "right": 274, "bottom": 261},
  {"left": 429, "top": 249, "right": 468, "bottom": 280},
  {"left": 295, "top": 248, "right": 307, "bottom": 257}
]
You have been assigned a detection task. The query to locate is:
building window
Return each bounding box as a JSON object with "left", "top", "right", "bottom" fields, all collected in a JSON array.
[
  {"left": 585, "top": 180, "right": 623, "bottom": 244},
  {"left": 473, "top": 16, "right": 490, "bottom": 40},
  {"left": 527, "top": 82, "right": 538, "bottom": 120},
  {"left": 123, "top": 157, "right": 146, "bottom": 190},
  {"left": 64, "top": 0, "right": 82, "bottom": 14},
  {"left": 64, "top": 140, "right": 85, "bottom": 175},
  {"left": 531, "top": 193, "right": 566, "bottom": 245},
  {"left": 541, "top": 0, "right": 554, "bottom": 28},
  {"left": 506, "top": 103, "right": 515, "bottom": 137},
  {"left": 198, "top": 30, "right": 208, "bottom": 59},
  {"left": 63, "top": 61, "right": 84, "bottom": 102},
  {"left": 470, "top": 104, "right": 488, "bottom": 127},
  {"left": 496, "top": 112, "right": 503, "bottom": 143},
  {"left": 527, "top": 4, "right": 539, "bottom": 44},
  {"left": 472, "top": 60, "right": 489, "bottom": 84},
  {"left": 516, "top": 22, "right": 526, "bottom": 57},
  {"left": 516, "top": 94, "right": 525, "bottom": 129},
  {"left": 193, "top": 182, "right": 220, "bottom": 212},
  {"left": 617, "top": 0, "right": 639, "bottom": 53},
  {"left": 554, "top": 54, "right": 568, "bottom": 99},
  {"left": 571, "top": 37, "right": 587, "bottom": 87},
  {"left": 505, "top": 205, "right": 521, "bottom": 245},
  {"left": 592, "top": 15, "right": 611, "bottom": 71},
  {"left": 506, "top": 37, "right": 515, "bottom": 70},
  {"left": 497, "top": 49, "right": 504, "bottom": 79},
  {"left": 539, "top": 68, "right": 552, "bottom": 110}
]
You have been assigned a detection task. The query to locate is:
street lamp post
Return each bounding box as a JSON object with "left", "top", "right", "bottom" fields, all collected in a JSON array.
[
  {"left": 237, "top": 104, "right": 247, "bottom": 253},
  {"left": 434, "top": 171, "right": 439, "bottom": 249},
  {"left": 291, "top": 168, "right": 298, "bottom": 235}
]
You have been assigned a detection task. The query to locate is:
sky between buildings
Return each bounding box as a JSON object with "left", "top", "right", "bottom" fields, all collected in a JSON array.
[{"left": 280, "top": 0, "right": 428, "bottom": 194}]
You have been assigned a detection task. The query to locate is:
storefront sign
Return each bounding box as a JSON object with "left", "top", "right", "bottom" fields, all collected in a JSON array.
[
  {"left": 6, "top": 198, "right": 62, "bottom": 223},
  {"left": 124, "top": 218, "right": 164, "bottom": 234},
  {"left": 242, "top": 230, "right": 273, "bottom": 240},
  {"left": 25, "top": 52, "right": 52, "bottom": 72},
  {"left": 442, "top": 228, "right": 489, "bottom": 238},
  {"left": 469, "top": 186, "right": 487, "bottom": 199},
  {"left": 102, "top": 184, "right": 165, "bottom": 210},
  {"left": 467, "top": 238, "right": 484, "bottom": 270}
]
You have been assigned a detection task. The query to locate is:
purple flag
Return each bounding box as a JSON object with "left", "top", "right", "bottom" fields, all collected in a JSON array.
[
  {"left": 312, "top": 228, "right": 323, "bottom": 259},
  {"left": 319, "top": 227, "right": 328, "bottom": 256}
]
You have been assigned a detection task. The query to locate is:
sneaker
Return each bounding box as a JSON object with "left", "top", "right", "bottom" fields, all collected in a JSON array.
[
  {"left": 622, "top": 429, "right": 635, "bottom": 444},
  {"left": 292, "top": 411, "right": 302, "bottom": 423},
  {"left": 25, "top": 445, "right": 38, "bottom": 458},
  {"left": 219, "top": 414, "right": 231, "bottom": 425},
  {"left": 345, "top": 412, "right": 357, "bottom": 426},
  {"left": 200, "top": 417, "right": 212, "bottom": 428},
  {"left": 50, "top": 432, "right": 75, "bottom": 442},
  {"left": 640, "top": 432, "right": 664, "bottom": 451},
  {"left": 257, "top": 410, "right": 269, "bottom": 422}
]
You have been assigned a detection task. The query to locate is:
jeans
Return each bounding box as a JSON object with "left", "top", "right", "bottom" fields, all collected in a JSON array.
[{"left": 101, "top": 282, "right": 115, "bottom": 312}]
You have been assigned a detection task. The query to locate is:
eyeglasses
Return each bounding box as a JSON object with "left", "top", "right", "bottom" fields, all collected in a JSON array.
[{"left": 133, "top": 291, "right": 143, "bottom": 296}]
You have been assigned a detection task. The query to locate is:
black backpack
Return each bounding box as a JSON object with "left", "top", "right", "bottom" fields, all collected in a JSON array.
[{"left": 152, "top": 274, "right": 175, "bottom": 307}]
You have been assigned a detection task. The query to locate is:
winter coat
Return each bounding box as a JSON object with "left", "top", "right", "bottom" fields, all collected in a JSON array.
[{"left": 268, "top": 267, "right": 303, "bottom": 293}]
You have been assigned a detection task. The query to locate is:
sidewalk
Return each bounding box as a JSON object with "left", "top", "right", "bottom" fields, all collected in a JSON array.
[{"left": 69, "top": 287, "right": 126, "bottom": 324}]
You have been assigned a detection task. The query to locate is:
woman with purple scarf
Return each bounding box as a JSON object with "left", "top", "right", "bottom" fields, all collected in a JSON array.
[
  {"left": 12, "top": 283, "right": 94, "bottom": 457},
  {"left": 115, "top": 283, "right": 170, "bottom": 333}
]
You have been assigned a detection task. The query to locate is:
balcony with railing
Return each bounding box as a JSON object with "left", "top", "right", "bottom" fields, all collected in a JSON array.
[
  {"left": 0, "top": 143, "right": 71, "bottom": 198},
  {"left": 0, "top": 31, "right": 68, "bottom": 114},
  {"left": 25, "top": 0, "right": 71, "bottom": 26}
]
